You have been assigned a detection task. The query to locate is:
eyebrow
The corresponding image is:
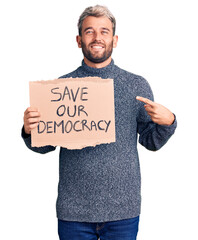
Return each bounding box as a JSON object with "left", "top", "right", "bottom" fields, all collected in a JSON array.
[
  {"left": 102, "top": 28, "right": 110, "bottom": 31},
  {"left": 84, "top": 27, "right": 94, "bottom": 32}
]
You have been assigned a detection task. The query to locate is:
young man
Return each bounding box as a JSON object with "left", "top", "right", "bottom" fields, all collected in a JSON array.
[{"left": 22, "top": 5, "right": 177, "bottom": 240}]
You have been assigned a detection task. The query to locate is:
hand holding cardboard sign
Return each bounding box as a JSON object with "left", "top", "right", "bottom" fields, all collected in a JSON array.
[
  {"left": 136, "top": 96, "right": 175, "bottom": 126},
  {"left": 24, "top": 107, "right": 41, "bottom": 134}
]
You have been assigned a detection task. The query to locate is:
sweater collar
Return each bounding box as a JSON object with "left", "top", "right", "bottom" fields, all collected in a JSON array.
[{"left": 81, "top": 59, "right": 115, "bottom": 75}]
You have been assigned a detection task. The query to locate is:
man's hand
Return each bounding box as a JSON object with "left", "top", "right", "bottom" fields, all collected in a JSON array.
[
  {"left": 136, "top": 96, "right": 175, "bottom": 126},
  {"left": 24, "top": 107, "right": 41, "bottom": 134}
]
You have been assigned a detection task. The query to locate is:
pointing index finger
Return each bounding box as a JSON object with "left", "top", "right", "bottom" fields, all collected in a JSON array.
[{"left": 136, "top": 96, "right": 154, "bottom": 106}]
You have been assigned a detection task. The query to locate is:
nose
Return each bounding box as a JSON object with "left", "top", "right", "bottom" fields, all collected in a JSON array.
[{"left": 94, "top": 31, "right": 102, "bottom": 41}]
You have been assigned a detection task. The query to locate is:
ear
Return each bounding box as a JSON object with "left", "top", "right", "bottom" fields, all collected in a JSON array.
[
  {"left": 113, "top": 35, "right": 118, "bottom": 48},
  {"left": 76, "top": 35, "right": 82, "bottom": 48}
]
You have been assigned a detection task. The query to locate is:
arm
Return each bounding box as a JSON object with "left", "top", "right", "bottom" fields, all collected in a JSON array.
[
  {"left": 22, "top": 107, "right": 56, "bottom": 154},
  {"left": 137, "top": 113, "right": 177, "bottom": 151},
  {"left": 136, "top": 80, "right": 177, "bottom": 151}
]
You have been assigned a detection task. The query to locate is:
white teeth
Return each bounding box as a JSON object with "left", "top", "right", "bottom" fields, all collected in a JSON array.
[{"left": 92, "top": 46, "right": 103, "bottom": 49}]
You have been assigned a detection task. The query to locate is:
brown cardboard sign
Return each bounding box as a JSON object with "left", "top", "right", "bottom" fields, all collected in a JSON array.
[{"left": 29, "top": 77, "right": 116, "bottom": 149}]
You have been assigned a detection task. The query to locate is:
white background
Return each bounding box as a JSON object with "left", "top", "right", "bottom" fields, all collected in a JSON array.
[{"left": 0, "top": 0, "right": 197, "bottom": 239}]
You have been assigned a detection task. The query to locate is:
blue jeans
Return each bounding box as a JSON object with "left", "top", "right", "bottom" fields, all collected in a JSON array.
[{"left": 58, "top": 216, "right": 139, "bottom": 240}]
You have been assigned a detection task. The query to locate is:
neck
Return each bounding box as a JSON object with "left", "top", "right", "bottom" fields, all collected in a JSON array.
[{"left": 84, "top": 57, "right": 112, "bottom": 69}]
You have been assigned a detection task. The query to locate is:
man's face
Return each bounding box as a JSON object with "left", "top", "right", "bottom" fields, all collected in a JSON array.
[{"left": 77, "top": 16, "right": 118, "bottom": 65}]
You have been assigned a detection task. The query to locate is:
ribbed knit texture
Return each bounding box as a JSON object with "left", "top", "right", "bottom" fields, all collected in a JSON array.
[{"left": 22, "top": 59, "right": 177, "bottom": 222}]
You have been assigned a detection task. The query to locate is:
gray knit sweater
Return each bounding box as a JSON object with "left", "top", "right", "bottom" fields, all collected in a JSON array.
[{"left": 22, "top": 59, "right": 177, "bottom": 222}]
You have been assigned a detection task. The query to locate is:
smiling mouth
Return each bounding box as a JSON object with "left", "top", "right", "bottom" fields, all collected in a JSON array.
[{"left": 91, "top": 45, "right": 104, "bottom": 49}]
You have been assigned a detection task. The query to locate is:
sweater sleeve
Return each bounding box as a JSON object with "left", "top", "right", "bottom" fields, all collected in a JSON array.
[
  {"left": 21, "top": 126, "right": 56, "bottom": 154},
  {"left": 136, "top": 77, "right": 177, "bottom": 151}
]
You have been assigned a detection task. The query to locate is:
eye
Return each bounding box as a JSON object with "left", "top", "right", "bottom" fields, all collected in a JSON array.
[
  {"left": 86, "top": 30, "right": 94, "bottom": 35},
  {"left": 102, "top": 31, "right": 109, "bottom": 35}
]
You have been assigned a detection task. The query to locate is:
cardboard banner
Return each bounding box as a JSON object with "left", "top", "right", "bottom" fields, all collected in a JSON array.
[{"left": 29, "top": 77, "right": 116, "bottom": 149}]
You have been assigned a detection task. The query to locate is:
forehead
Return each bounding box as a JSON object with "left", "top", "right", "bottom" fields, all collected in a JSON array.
[{"left": 82, "top": 16, "right": 113, "bottom": 31}]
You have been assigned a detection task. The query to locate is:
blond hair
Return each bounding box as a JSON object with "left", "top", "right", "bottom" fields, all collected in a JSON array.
[{"left": 78, "top": 5, "right": 116, "bottom": 36}]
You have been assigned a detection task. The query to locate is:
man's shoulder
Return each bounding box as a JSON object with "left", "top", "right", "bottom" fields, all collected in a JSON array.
[
  {"left": 114, "top": 64, "right": 152, "bottom": 96},
  {"left": 114, "top": 64, "right": 147, "bottom": 83},
  {"left": 58, "top": 66, "right": 81, "bottom": 79}
]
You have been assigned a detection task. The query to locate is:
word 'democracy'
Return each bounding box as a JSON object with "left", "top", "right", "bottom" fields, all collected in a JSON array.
[{"left": 29, "top": 77, "right": 115, "bottom": 149}]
